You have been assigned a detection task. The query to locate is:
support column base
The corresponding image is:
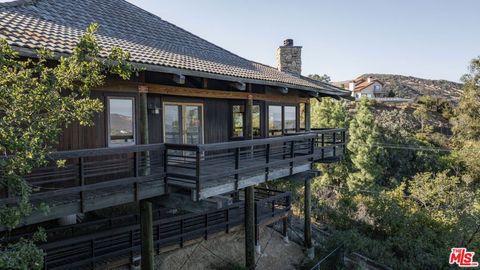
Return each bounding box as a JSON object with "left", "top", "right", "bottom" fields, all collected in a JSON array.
[
  {"left": 306, "top": 247, "right": 315, "bottom": 260},
  {"left": 282, "top": 236, "right": 289, "bottom": 244}
]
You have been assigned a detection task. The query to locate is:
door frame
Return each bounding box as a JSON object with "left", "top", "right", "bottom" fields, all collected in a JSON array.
[{"left": 162, "top": 102, "right": 205, "bottom": 144}]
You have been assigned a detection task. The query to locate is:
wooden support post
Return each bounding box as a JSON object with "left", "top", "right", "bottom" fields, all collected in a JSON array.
[
  {"left": 245, "top": 93, "right": 254, "bottom": 146},
  {"left": 139, "top": 91, "right": 150, "bottom": 176},
  {"left": 245, "top": 186, "right": 256, "bottom": 269},
  {"left": 245, "top": 85, "right": 256, "bottom": 269},
  {"left": 282, "top": 217, "right": 289, "bottom": 243},
  {"left": 305, "top": 101, "right": 311, "bottom": 132},
  {"left": 304, "top": 178, "right": 314, "bottom": 259},
  {"left": 140, "top": 200, "right": 154, "bottom": 270}
]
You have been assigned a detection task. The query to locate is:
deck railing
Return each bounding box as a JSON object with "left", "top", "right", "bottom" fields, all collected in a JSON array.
[
  {"left": 0, "top": 144, "right": 166, "bottom": 214},
  {"left": 0, "top": 129, "right": 346, "bottom": 207},
  {"left": 2, "top": 189, "right": 291, "bottom": 270},
  {"left": 166, "top": 129, "right": 346, "bottom": 200}
]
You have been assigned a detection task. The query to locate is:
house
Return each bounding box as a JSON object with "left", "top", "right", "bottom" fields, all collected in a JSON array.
[
  {"left": 335, "top": 76, "right": 386, "bottom": 99},
  {"left": 0, "top": 0, "right": 350, "bottom": 269}
]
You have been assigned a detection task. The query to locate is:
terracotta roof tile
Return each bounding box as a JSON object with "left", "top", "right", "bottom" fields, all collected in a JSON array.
[{"left": 0, "top": 0, "right": 349, "bottom": 96}]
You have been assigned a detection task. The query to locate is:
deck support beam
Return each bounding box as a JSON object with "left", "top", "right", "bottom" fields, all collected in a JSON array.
[
  {"left": 245, "top": 186, "right": 256, "bottom": 269},
  {"left": 140, "top": 200, "right": 155, "bottom": 270},
  {"left": 304, "top": 177, "right": 314, "bottom": 259},
  {"left": 282, "top": 217, "right": 289, "bottom": 243},
  {"left": 244, "top": 87, "right": 256, "bottom": 269}
]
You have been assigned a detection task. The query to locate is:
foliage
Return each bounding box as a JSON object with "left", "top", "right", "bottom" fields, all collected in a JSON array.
[
  {"left": 311, "top": 98, "right": 349, "bottom": 129},
  {"left": 0, "top": 23, "right": 135, "bottom": 269},
  {"left": 0, "top": 229, "right": 46, "bottom": 270},
  {"left": 308, "top": 61, "right": 480, "bottom": 269},
  {"left": 451, "top": 56, "right": 480, "bottom": 183},
  {"left": 387, "top": 89, "right": 395, "bottom": 97},
  {"left": 413, "top": 104, "right": 431, "bottom": 133},
  {"left": 417, "top": 95, "right": 454, "bottom": 120},
  {"left": 346, "top": 98, "right": 383, "bottom": 191},
  {"left": 376, "top": 109, "right": 442, "bottom": 184},
  {"left": 308, "top": 74, "right": 331, "bottom": 83},
  {"left": 324, "top": 171, "right": 479, "bottom": 270}
]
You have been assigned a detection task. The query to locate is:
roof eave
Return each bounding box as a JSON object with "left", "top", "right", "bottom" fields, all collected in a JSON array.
[{"left": 12, "top": 45, "right": 347, "bottom": 98}]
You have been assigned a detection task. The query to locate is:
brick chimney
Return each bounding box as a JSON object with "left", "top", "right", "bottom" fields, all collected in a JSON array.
[{"left": 276, "top": 39, "right": 302, "bottom": 76}]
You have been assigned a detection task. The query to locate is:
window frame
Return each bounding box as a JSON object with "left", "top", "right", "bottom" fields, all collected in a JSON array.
[
  {"left": 267, "top": 103, "right": 299, "bottom": 137},
  {"left": 107, "top": 96, "right": 136, "bottom": 147},
  {"left": 231, "top": 104, "right": 245, "bottom": 139}
]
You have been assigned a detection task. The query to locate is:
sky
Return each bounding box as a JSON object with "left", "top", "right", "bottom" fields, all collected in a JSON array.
[{"left": 120, "top": 0, "right": 479, "bottom": 82}]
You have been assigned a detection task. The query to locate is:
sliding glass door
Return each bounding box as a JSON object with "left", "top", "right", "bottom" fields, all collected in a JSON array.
[{"left": 163, "top": 103, "right": 203, "bottom": 144}]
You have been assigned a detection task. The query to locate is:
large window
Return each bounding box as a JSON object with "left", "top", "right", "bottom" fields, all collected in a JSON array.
[
  {"left": 232, "top": 104, "right": 261, "bottom": 138},
  {"left": 284, "top": 106, "right": 297, "bottom": 134},
  {"left": 268, "top": 105, "right": 283, "bottom": 136},
  {"left": 268, "top": 105, "right": 298, "bottom": 136},
  {"left": 108, "top": 97, "right": 135, "bottom": 147}
]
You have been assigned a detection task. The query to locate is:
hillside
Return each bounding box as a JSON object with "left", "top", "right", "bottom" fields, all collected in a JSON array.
[{"left": 360, "top": 74, "right": 463, "bottom": 101}]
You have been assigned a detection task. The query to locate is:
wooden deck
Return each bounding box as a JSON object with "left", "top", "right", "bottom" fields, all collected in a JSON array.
[
  {"left": 3, "top": 189, "right": 292, "bottom": 270},
  {"left": 0, "top": 129, "right": 345, "bottom": 228}
]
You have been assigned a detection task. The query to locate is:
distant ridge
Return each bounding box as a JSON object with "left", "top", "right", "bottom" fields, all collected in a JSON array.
[{"left": 360, "top": 74, "right": 463, "bottom": 101}]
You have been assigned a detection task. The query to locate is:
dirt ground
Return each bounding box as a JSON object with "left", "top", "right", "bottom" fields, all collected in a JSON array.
[{"left": 155, "top": 226, "right": 306, "bottom": 270}]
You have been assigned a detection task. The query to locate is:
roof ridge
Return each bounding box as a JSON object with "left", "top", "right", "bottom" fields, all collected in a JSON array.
[{"left": 0, "top": 0, "right": 37, "bottom": 8}]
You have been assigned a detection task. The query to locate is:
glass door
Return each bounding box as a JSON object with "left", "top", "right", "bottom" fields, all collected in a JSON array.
[{"left": 163, "top": 103, "right": 203, "bottom": 144}]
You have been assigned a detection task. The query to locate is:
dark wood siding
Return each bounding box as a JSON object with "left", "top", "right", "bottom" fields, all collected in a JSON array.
[
  {"left": 204, "top": 99, "right": 229, "bottom": 143},
  {"left": 57, "top": 91, "right": 106, "bottom": 151},
  {"left": 56, "top": 83, "right": 306, "bottom": 151},
  {"left": 147, "top": 94, "right": 163, "bottom": 144}
]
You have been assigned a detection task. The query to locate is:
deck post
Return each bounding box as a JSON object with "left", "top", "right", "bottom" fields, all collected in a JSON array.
[
  {"left": 140, "top": 200, "right": 155, "bottom": 270},
  {"left": 282, "top": 217, "right": 289, "bottom": 243},
  {"left": 304, "top": 177, "right": 314, "bottom": 259},
  {"left": 245, "top": 86, "right": 256, "bottom": 269},
  {"left": 139, "top": 89, "right": 150, "bottom": 176},
  {"left": 245, "top": 186, "right": 256, "bottom": 269},
  {"left": 305, "top": 101, "right": 311, "bottom": 132}
]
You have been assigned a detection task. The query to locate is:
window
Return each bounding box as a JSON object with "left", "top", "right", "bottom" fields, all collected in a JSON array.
[
  {"left": 268, "top": 105, "right": 298, "bottom": 136},
  {"left": 252, "top": 105, "right": 261, "bottom": 137},
  {"left": 299, "top": 103, "right": 306, "bottom": 130},
  {"left": 268, "top": 105, "right": 282, "bottom": 136},
  {"left": 108, "top": 97, "right": 135, "bottom": 147},
  {"left": 232, "top": 104, "right": 261, "bottom": 138},
  {"left": 284, "top": 106, "right": 297, "bottom": 134},
  {"left": 232, "top": 105, "right": 244, "bottom": 137}
]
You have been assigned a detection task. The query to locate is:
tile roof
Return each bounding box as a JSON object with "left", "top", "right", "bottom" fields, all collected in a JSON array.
[
  {"left": 0, "top": 0, "right": 350, "bottom": 97},
  {"left": 333, "top": 77, "right": 383, "bottom": 93}
]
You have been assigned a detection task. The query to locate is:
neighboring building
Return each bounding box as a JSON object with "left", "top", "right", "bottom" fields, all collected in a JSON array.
[
  {"left": 0, "top": 0, "right": 350, "bottom": 269},
  {"left": 334, "top": 76, "right": 386, "bottom": 99}
]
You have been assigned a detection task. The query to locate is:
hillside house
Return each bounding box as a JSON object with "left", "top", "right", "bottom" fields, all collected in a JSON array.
[
  {"left": 335, "top": 76, "right": 386, "bottom": 99},
  {"left": 0, "top": 0, "right": 350, "bottom": 269}
]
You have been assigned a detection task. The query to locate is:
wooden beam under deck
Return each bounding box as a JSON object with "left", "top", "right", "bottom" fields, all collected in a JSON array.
[{"left": 95, "top": 81, "right": 310, "bottom": 103}]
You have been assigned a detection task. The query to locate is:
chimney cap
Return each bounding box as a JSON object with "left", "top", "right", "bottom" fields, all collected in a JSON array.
[{"left": 283, "top": 39, "right": 294, "bottom": 46}]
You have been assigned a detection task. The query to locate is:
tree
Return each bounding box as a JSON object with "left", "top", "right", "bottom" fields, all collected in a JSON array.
[
  {"left": 308, "top": 73, "right": 331, "bottom": 83},
  {"left": 452, "top": 57, "right": 480, "bottom": 183},
  {"left": 347, "top": 98, "right": 383, "bottom": 191},
  {"left": 311, "top": 98, "right": 349, "bottom": 129},
  {"left": 0, "top": 23, "right": 135, "bottom": 269},
  {"left": 413, "top": 104, "right": 429, "bottom": 133}
]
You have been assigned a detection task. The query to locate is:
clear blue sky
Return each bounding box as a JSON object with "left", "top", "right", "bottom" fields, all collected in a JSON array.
[{"left": 123, "top": 0, "right": 479, "bottom": 82}]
